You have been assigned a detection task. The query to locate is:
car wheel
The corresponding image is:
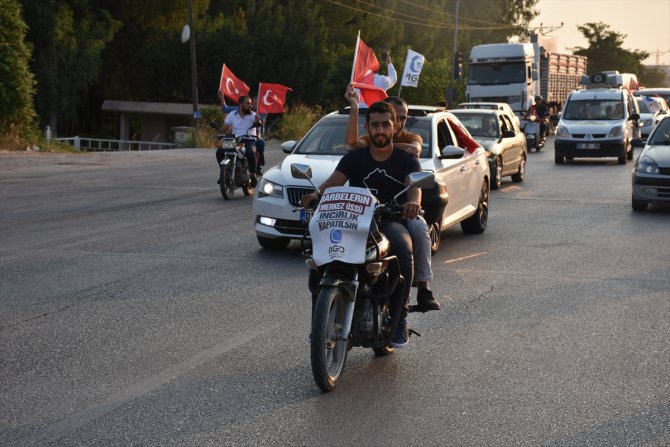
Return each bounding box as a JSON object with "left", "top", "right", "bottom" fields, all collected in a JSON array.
[
  {"left": 555, "top": 153, "right": 564, "bottom": 164},
  {"left": 491, "top": 157, "right": 502, "bottom": 190},
  {"left": 618, "top": 154, "right": 627, "bottom": 164},
  {"left": 632, "top": 195, "right": 648, "bottom": 212},
  {"left": 257, "top": 236, "right": 291, "bottom": 249},
  {"left": 461, "top": 180, "right": 488, "bottom": 234},
  {"left": 429, "top": 221, "right": 441, "bottom": 254},
  {"left": 511, "top": 156, "right": 526, "bottom": 183}
]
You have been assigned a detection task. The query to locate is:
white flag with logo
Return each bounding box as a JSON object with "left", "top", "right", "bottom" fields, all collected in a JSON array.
[{"left": 400, "top": 49, "right": 425, "bottom": 87}]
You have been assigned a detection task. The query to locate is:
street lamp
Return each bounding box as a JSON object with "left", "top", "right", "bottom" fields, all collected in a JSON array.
[{"left": 182, "top": 0, "right": 199, "bottom": 125}]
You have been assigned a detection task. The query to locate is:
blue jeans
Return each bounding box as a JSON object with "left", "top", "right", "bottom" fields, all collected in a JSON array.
[
  {"left": 240, "top": 137, "right": 265, "bottom": 174},
  {"left": 379, "top": 220, "right": 414, "bottom": 322}
]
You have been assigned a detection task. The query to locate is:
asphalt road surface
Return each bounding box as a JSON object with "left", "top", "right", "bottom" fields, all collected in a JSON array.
[{"left": 1, "top": 139, "right": 669, "bottom": 446}]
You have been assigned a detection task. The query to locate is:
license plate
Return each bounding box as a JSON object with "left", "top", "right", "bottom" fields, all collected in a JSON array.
[
  {"left": 577, "top": 143, "right": 600, "bottom": 149},
  {"left": 300, "top": 210, "right": 313, "bottom": 223}
]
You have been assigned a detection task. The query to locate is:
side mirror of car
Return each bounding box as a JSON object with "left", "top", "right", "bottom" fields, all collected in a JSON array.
[
  {"left": 281, "top": 140, "right": 297, "bottom": 154},
  {"left": 502, "top": 130, "right": 516, "bottom": 138},
  {"left": 629, "top": 113, "right": 640, "bottom": 121},
  {"left": 438, "top": 145, "right": 467, "bottom": 159}
]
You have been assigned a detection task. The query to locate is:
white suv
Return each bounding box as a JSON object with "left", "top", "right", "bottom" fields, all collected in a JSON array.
[{"left": 553, "top": 76, "right": 640, "bottom": 164}]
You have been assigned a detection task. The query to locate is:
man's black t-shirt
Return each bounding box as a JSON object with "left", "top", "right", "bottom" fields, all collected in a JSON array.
[{"left": 335, "top": 147, "right": 421, "bottom": 203}]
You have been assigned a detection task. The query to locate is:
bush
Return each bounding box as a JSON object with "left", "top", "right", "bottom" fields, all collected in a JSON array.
[{"left": 278, "top": 103, "right": 322, "bottom": 141}]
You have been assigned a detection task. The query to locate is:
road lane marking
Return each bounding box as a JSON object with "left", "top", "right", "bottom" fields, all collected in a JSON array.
[{"left": 444, "top": 252, "right": 488, "bottom": 264}]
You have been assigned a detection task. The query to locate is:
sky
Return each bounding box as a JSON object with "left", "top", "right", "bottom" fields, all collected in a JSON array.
[{"left": 530, "top": 0, "right": 670, "bottom": 65}]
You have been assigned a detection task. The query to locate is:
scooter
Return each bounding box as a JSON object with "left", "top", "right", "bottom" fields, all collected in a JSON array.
[
  {"left": 521, "top": 113, "right": 543, "bottom": 152},
  {"left": 292, "top": 163, "right": 435, "bottom": 392}
]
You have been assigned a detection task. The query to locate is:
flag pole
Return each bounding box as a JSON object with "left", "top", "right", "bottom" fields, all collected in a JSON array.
[
  {"left": 257, "top": 83, "right": 265, "bottom": 137},
  {"left": 397, "top": 85, "right": 402, "bottom": 97},
  {"left": 350, "top": 30, "right": 360, "bottom": 83}
]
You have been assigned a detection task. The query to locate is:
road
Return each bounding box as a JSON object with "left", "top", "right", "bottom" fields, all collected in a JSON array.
[{"left": 1, "top": 140, "right": 669, "bottom": 446}]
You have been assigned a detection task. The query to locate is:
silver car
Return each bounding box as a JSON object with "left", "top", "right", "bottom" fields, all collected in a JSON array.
[
  {"left": 450, "top": 109, "right": 527, "bottom": 189},
  {"left": 632, "top": 115, "right": 670, "bottom": 211}
]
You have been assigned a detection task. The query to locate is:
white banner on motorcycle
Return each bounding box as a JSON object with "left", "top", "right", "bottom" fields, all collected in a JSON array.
[{"left": 308, "top": 186, "right": 376, "bottom": 266}]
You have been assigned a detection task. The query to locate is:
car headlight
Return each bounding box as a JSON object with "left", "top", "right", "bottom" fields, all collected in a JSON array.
[
  {"left": 258, "top": 178, "right": 284, "bottom": 198},
  {"left": 556, "top": 126, "right": 570, "bottom": 138},
  {"left": 636, "top": 156, "right": 660, "bottom": 174},
  {"left": 608, "top": 125, "right": 624, "bottom": 138}
]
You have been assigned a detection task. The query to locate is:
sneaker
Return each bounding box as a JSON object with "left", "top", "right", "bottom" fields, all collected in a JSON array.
[
  {"left": 411, "top": 288, "right": 441, "bottom": 313},
  {"left": 390, "top": 318, "right": 409, "bottom": 348}
]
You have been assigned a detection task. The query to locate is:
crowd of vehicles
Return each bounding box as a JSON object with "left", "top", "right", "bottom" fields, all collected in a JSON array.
[{"left": 465, "top": 34, "right": 587, "bottom": 116}]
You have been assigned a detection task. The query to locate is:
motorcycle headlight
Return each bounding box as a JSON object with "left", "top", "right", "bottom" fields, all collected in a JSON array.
[
  {"left": 258, "top": 178, "right": 284, "bottom": 198},
  {"left": 556, "top": 126, "right": 569, "bottom": 138},
  {"left": 607, "top": 125, "right": 624, "bottom": 138},
  {"left": 636, "top": 156, "right": 660, "bottom": 174},
  {"left": 219, "top": 138, "right": 235, "bottom": 149}
]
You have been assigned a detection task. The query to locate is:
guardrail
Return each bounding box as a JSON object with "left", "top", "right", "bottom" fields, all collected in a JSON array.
[{"left": 54, "top": 136, "right": 176, "bottom": 151}]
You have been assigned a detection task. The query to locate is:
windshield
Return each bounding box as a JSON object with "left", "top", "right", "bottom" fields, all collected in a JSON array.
[
  {"left": 563, "top": 99, "right": 623, "bottom": 120},
  {"left": 467, "top": 62, "right": 526, "bottom": 85},
  {"left": 294, "top": 114, "right": 434, "bottom": 158},
  {"left": 648, "top": 118, "right": 670, "bottom": 145},
  {"left": 451, "top": 113, "right": 499, "bottom": 138}
]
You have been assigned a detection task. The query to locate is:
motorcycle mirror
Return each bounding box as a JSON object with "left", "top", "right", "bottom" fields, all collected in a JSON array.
[
  {"left": 291, "top": 163, "right": 321, "bottom": 197},
  {"left": 408, "top": 171, "right": 435, "bottom": 189},
  {"left": 393, "top": 172, "right": 435, "bottom": 202}
]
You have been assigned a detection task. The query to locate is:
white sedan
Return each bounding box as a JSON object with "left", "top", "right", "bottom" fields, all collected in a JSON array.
[{"left": 252, "top": 107, "right": 491, "bottom": 251}]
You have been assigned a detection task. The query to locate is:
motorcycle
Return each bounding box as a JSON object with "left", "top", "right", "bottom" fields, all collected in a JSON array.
[
  {"left": 215, "top": 133, "right": 256, "bottom": 200},
  {"left": 291, "top": 163, "right": 435, "bottom": 392},
  {"left": 520, "top": 113, "right": 543, "bottom": 152}
]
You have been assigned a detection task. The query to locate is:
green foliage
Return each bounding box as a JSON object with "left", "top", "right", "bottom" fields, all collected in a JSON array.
[
  {"left": 0, "top": 0, "right": 36, "bottom": 138},
  {"left": 279, "top": 103, "right": 322, "bottom": 141},
  {"left": 574, "top": 22, "right": 649, "bottom": 76},
  {"left": 22, "top": 0, "right": 121, "bottom": 134},
  {"left": 639, "top": 67, "right": 669, "bottom": 88}
]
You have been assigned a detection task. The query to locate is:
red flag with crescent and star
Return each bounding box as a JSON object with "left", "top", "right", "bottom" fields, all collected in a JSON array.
[
  {"left": 219, "top": 64, "right": 250, "bottom": 103},
  {"left": 257, "top": 83, "right": 292, "bottom": 114},
  {"left": 447, "top": 117, "right": 482, "bottom": 153},
  {"left": 351, "top": 34, "right": 380, "bottom": 85}
]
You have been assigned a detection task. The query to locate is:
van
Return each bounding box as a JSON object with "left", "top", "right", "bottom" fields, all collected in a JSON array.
[{"left": 553, "top": 73, "right": 641, "bottom": 164}]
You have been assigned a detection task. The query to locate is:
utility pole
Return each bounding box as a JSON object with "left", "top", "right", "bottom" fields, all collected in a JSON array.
[
  {"left": 188, "top": 0, "right": 199, "bottom": 125},
  {"left": 447, "top": 0, "right": 461, "bottom": 105}
]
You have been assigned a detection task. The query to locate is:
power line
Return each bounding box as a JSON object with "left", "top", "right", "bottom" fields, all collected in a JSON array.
[{"left": 323, "top": 0, "right": 524, "bottom": 30}]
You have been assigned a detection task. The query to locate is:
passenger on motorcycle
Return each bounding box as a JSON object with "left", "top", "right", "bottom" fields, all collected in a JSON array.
[
  {"left": 343, "top": 84, "right": 440, "bottom": 313},
  {"left": 301, "top": 101, "right": 421, "bottom": 348},
  {"left": 218, "top": 95, "right": 264, "bottom": 176}
]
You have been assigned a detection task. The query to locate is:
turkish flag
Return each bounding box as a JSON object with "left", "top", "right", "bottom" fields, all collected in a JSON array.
[
  {"left": 352, "top": 35, "right": 379, "bottom": 85},
  {"left": 447, "top": 117, "right": 482, "bottom": 153},
  {"left": 257, "top": 83, "right": 292, "bottom": 114},
  {"left": 219, "top": 64, "right": 250, "bottom": 103},
  {"left": 352, "top": 82, "right": 387, "bottom": 107}
]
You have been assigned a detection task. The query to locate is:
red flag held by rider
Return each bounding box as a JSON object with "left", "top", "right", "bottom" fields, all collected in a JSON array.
[
  {"left": 257, "top": 83, "right": 292, "bottom": 114},
  {"left": 219, "top": 64, "right": 250, "bottom": 103},
  {"left": 352, "top": 35, "right": 379, "bottom": 85},
  {"left": 352, "top": 82, "right": 387, "bottom": 106}
]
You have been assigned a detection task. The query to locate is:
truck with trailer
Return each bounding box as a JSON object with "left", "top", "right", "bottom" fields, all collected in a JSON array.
[{"left": 465, "top": 34, "right": 588, "bottom": 116}]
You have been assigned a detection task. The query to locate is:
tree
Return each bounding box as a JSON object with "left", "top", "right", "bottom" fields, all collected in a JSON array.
[
  {"left": 573, "top": 22, "right": 648, "bottom": 76},
  {"left": 0, "top": 0, "right": 36, "bottom": 140},
  {"left": 22, "top": 0, "right": 120, "bottom": 135}
]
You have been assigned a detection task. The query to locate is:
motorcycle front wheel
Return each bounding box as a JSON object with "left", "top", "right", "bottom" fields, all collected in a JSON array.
[
  {"left": 220, "top": 164, "right": 235, "bottom": 200},
  {"left": 311, "top": 286, "right": 349, "bottom": 392}
]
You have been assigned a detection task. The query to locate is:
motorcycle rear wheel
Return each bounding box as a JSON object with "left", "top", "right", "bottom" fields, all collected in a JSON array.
[
  {"left": 220, "top": 165, "right": 235, "bottom": 200},
  {"left": 311, "top": 286, "right": 349, "bottom": 392}
]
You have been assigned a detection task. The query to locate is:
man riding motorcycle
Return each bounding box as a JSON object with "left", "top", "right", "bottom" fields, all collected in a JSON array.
[{"left": 217, "top": 95, "right": 264, "bottom": 178}]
